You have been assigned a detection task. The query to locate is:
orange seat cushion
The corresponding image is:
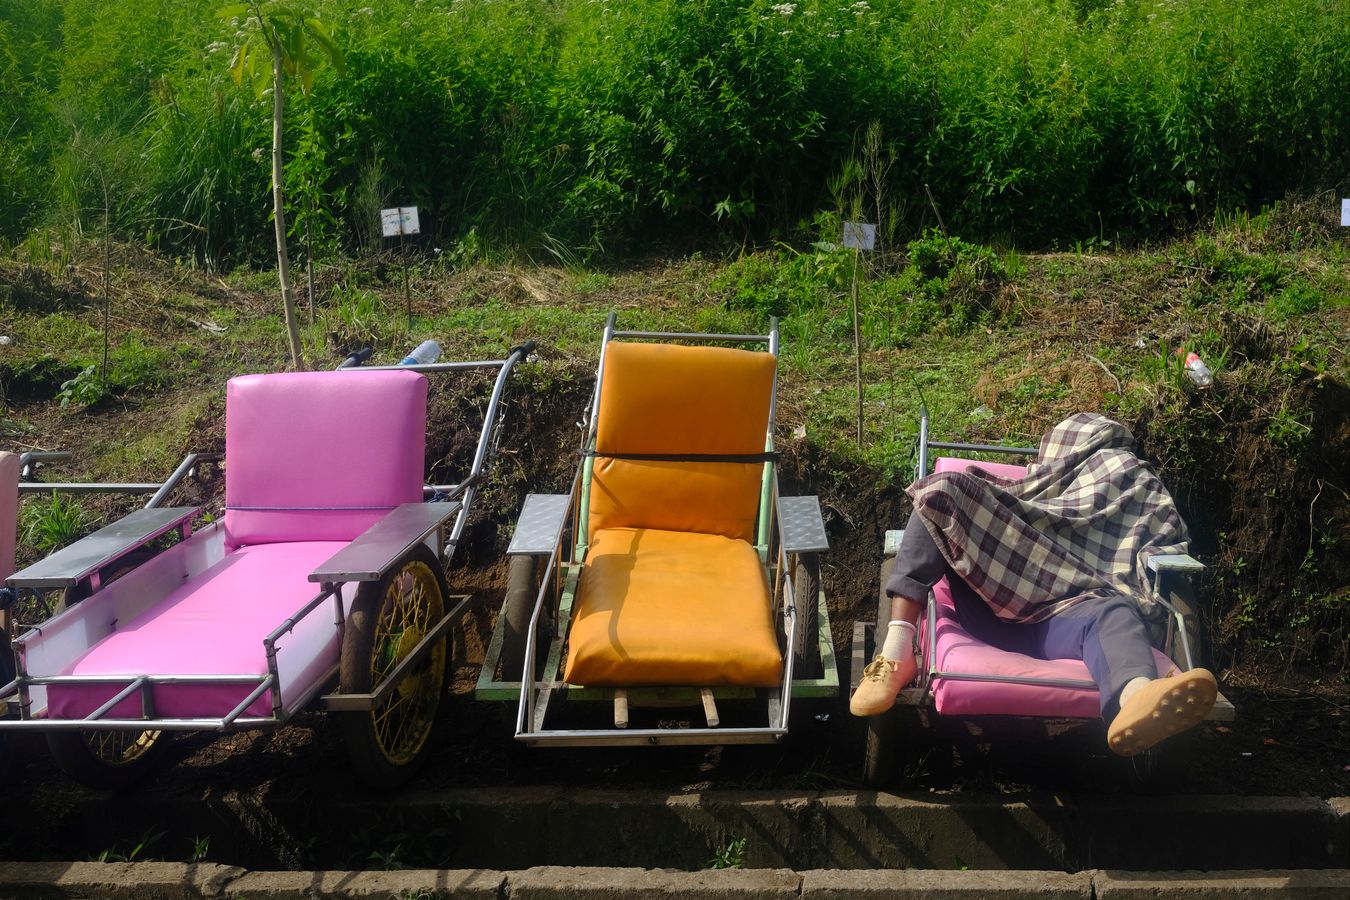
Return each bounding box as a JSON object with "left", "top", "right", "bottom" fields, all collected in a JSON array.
[
  {"left": 588, "top": 342, "right": 776, "bottom": 542},
  {"left": 563, "top": 527, "right": 782, "bottom": 687}
]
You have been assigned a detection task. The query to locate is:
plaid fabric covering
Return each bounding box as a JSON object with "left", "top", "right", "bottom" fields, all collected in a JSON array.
[{"left": 908, "top": 413, "right": 1189, "bottom": 623}]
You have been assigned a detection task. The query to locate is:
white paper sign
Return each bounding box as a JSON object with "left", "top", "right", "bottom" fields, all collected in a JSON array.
[
  {"left": 381, "top": 206, "right": 421, "bottom": 237},
  {"left": 1341, "top": 198, "right": 1350, "bottom": 227},
  {"left": 842, "top": 221, "right": 876, "bottom": 251}
]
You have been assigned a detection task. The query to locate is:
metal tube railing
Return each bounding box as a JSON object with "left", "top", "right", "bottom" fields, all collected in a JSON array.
[
  {"left": 220, "top": 677, "right": 275, "bottom": 729},
  {"left": 611, "top": 330, "right": 773, "bottom": 343},
  {"left": 18, "top": 451, "right": 72, "bottom": 479},
  {"left": 85, "top": 677, "right": 147, "bottom": 721},
  {"left": 146, "top": 453, "right": 219, "bottom": 509},
  {"left": 17, "top": 482, "right": 160, "bottom": 495},
  {"left": 927, "top": 441, "right": 1039, "bottom": 455}
]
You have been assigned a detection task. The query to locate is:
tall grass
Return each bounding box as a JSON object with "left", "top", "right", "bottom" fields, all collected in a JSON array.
[{"left": 1, "top": 0, "right": 1347, "bottom": 261}]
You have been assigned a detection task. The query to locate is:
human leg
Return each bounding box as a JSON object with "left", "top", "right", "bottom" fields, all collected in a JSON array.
[
  {"left": 1036, "top": 595, "right": 1159, "bottom": 721},
  {"left": 1033, "top": 594, "right": 1216, "bottom": 756},
  {"left": 850, "top": 511, "right": 939, "bottom": 716}
]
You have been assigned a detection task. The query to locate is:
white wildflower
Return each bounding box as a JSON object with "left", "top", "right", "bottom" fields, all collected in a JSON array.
[{"left": 771, "top": 3, "right": 796, "bottom": 16}]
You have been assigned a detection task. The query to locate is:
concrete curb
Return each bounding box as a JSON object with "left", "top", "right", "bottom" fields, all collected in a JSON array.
[{"left": 0, "top": 863, "right": 1347, "bottom": 900}]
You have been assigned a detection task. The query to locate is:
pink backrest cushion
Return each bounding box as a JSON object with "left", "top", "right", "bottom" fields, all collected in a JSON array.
[
  {"left": 933, "top": 456, "right": 1029, "bottom": 481},
  {"left": 224, "top": 370, "right": 427, "bottom": 547}
]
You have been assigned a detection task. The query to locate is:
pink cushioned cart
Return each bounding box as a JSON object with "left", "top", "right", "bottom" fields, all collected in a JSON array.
[
  {"left": 0, "top": 345, "right": 532, "bottom": 788},
  {"left": 854, "top": 406, "right": 1234, "bottom": 788}
]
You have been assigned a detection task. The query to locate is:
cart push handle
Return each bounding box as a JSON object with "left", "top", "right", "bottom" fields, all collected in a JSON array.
[{"left": 337, "top": 346, "right": 375, "bottom": 369}]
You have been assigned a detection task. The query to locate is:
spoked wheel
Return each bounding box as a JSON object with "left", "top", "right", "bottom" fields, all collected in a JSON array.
[
  {"left": 1125, "top": 743, "right": 1164, "bottom": 793},
  {"left": 1163, "top": 580, "right": 1209, "bottom": 671},
  {"left": 54, "top": 548, "right": 154, "bottom": 615},
  {"left": 863, "top": 706, "right": 899, "bottom": 788},
  {"left": 791, "top": 553, "right": 822, "bottom": 678},
  {"left": 340, "top": 544, "right": 451, "bottom": 787},
  {"left": 863, "top": 556, "right": 900, "bottom": 788},
  {"left": 46, "top": 551, "right": 171, "bottom": 788},
  {"left": 46, "top": 726, "right": 174, "bottom": 789},
  {"left": 500, "top": 555, "right": 540, "bottom": 680},
  {"left": 0, "top": 630, "right": 14, "bottom": 778}
]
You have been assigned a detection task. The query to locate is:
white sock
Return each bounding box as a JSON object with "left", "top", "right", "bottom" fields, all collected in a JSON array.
[
  {"left": 879, "top": 620, "right": 916, "bottom": 661},
  {"left": 1118, "top": 675, "right": 1151, "bottom": 708}
]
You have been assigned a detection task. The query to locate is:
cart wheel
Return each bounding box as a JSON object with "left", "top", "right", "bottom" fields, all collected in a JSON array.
[
  {"left": 1125, "top": 743, "right": 1164, "bottom": 793},
  {"left": 0, "top": 631, "right": 14, "bottom": 777},
  {"left": 1164, "top": 580, "right": 1209, "bottom": 671},
  {"left": 340, "top": 543, "right": 450, "bottom": 787},
  {"left": 54, "top": 548, "right": 154, "bottom": 614},
  {"left": 863, "top": 707, "right": 898, "bottom": 787},
  {"left": 792, "top": 553, "right": 821, "bottom": 677},
  {"left": 500, "top": 555, "right": 539, "bottom": 680},
  {"left": 863, "top": 556, "right": 901, "bottom": 787},
  {"left": 46, "top": 727, "right": 173, "bottom": 789},
  {"left": 46, "top": 550, "right": 169, "bottom": 788}
]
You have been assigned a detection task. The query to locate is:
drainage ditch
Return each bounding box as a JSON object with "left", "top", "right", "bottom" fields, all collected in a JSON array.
[{"left": 10, "top": 787, "right": 1347, "bottom": 874}]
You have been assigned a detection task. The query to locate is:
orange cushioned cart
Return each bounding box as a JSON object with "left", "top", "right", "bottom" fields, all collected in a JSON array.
[{"left": 476, "top": 314, "right": 838, "bottom": 746}]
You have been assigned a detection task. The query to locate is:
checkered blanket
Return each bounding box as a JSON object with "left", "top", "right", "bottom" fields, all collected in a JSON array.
[{"left": 908, "top": 413, "right": 1189, "bottom": 623}]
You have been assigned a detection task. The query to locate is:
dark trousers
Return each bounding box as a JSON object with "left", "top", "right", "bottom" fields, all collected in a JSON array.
[{"left": 885, "top": 510, "right": 1157, "bottom": 720}]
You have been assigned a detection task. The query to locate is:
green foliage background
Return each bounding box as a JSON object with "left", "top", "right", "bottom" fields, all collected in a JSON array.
[{"left": 1, "top": 0, "right": 1347, "bottom": 261}]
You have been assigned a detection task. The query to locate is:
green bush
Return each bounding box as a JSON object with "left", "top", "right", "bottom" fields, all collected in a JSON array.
[{"left": 1, "top": 0, "right": 1348, "bottom": 259}]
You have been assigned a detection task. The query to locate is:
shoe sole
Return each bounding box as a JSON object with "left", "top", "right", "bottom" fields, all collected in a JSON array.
[
  {"left": 849, "top": 694, "right": 897, "bottom": 717},
  {"left": 1108, "top": 669, "right": 1217, "bottom": 757}
]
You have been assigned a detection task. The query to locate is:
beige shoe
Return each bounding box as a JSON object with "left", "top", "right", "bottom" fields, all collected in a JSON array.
[
  {"left": 849, "top": 654, "right": 914, "bottom": 717},
  {"left": 1108, "top": 668, "right": 1217, "bottom": 757}
]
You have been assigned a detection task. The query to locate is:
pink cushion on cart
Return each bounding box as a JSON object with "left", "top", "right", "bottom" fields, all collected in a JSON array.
[
  {"left": 224, "top": 370, "right": 427, "bottom": 547},
  {"left": 925, "top": 578, "right": 1175, "bottom": 718},
  {"left": 933, "top": 456, "right": 1029, "bottom": 481},
  {"left": 47, "top": 541, "right": 348, "bottom": 720}
]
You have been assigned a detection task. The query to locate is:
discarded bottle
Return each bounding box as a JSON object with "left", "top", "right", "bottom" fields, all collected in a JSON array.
[
  {"left": 399, "top": 339, "right": 441, "bottom": 366},
  {"left": 1177, "top": 349, "right": 1213, "bottom": 386}
]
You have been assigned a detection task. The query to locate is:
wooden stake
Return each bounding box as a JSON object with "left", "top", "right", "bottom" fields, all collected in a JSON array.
[{"left": 851, "top": 248, "right": 863, "bottom": 446}]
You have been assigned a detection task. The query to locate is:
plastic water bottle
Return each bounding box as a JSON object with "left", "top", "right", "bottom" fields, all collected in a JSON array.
[
  {"left": 399, "top": 339, "right": 441, "bottom": 366},
  {"left": 1178, "top": 350, "right": 1213, "bottom": 386}
]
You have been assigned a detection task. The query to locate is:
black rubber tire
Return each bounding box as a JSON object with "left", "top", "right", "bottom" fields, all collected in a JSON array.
[
  {"left": 792, "top": 553, "right": 822, "bottom": 678},
  {"left": 46, "top": 549, "right": 170, "bottom": 789},
  {"left": 46, "top": 727, "right": 175, "bottom": 790},
  {"left": 862, "top": 706, "right": 899, "bottom": 788},
  {"left": 1125, "top": 743, "right": 1165, "bottom": 793},
  {"left": 54, "top": 547, "right": 155, "bottom": 614},
  {"left": 862, "top": 557, "right": 900, "bottom": 788},
  {"left": 1163, "top": 579, "right": 1209, "bottom": 671},
  {"left": 339, "top": 544, "right": 451, "bottom": 788},
  {"left": 500, "top": 555, "right": 539, "bottom": 681},
  {"left": 0, "top": 630, "right": 14, "bottom": 778}
]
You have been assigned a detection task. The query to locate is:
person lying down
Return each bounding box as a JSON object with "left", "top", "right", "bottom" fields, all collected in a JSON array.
[{"left": 850, "top": 413, "right": 1217, "bottom": 757}]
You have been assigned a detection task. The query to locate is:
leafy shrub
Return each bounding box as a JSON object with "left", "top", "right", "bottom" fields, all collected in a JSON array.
[
  {"left": 55, "top": 337, "right": 178, "bottom": 408},
  {"left": 3, "top": 0, "right": 1349, "bottom": 258},
  {"left": 715, "top": 244, "right": 852, "bottom": 318}
]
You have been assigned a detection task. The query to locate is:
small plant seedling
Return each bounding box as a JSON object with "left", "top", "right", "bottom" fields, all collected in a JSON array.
[
  {"left": 90, "top": 828, "right": 166, "bottom": 863},
  {"left": 20, "top": 491, "right": 94, "bottom": 555},
  {"left": 706, "top": 836, "right": 747, "bottom": 869}
]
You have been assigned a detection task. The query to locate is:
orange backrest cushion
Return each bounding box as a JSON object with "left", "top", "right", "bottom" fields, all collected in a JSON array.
[{"left": 587, "top": 342, "right": 776, "bottom": 543}]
